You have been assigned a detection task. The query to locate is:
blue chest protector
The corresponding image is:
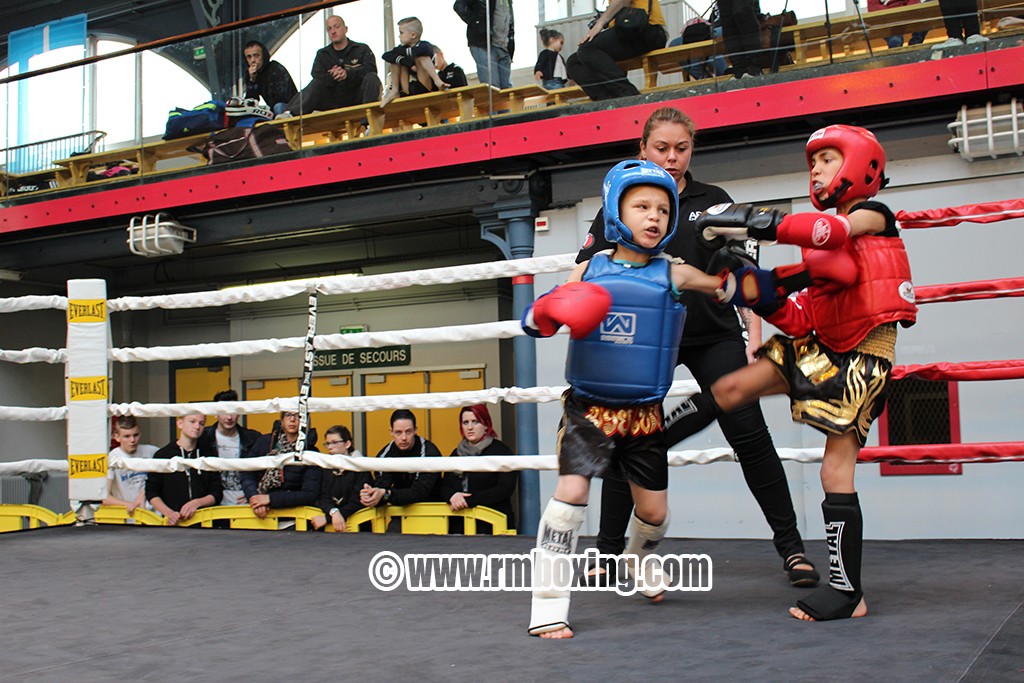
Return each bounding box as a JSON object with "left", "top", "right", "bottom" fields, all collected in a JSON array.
[{"left": 566, "top": 253, "right": 686, "bottom": 406}]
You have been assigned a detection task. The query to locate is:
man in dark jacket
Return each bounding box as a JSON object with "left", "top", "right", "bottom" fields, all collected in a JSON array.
[
  {"left": 242, "top": 40, "right": 297, "bottom": 116},
  {"left": 241, "top": 411, "right": 322, "bottom": 518},
  {"left": 453, "top": 0, "right": 515, "bottom": 89},
  {"left": 360, "top": 409, "right": 442, "bottom": 510},
  {"left": 146, "top": 412, "right": 223, "bottom": 525},
  {"left": 197, "top": 389, "right": 261, "bottom": 506},
  {"left": 281, "top": 14, "right": 382, "bottom": 116}
]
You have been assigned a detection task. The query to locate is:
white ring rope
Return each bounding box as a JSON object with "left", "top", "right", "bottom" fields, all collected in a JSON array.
[
  {"left": 0, "top": 448, "right": 829, "bottom": 477},
  {"left": 110, "top": 321, "right": 527, "bottom": 363},
  {"left": 0, "top": 406, "right": 67, "bottom": 421},
  {"left": 106, "top": 381, "right": 702, "bottom": 418},
  {"left": 0, "top": 347, "right": 67, "bottom": 364},
  {"left": 0, "top": 295, "right": 68, "bottom": 313},
  {"left": 107, "top": 254, "right": 578, "bottom": 312}
]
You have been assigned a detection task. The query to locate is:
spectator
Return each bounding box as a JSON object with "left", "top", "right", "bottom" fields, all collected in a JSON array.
[
  {"left": 280, "top": 15, "right": 383, "bottom": 117},
  {"left": 668, "top": 18, "right": 728, "bottom": 80},
  {"left": 565, "top": 0, "right": 669, "bottom": 101},
  {"left": 312, "top": 425, "right": 369, "bottom": 532},
  {"left": 866, "top": 0, "right": 926, "bottom": 49},
  {"left": 103, "top": 416, "right": 158, "bottom": 514},
  {"left": 241, "top": 411, "right": 322, "bottom": 520},
  {"left": 932, "top": 0, "right": 989, "bottom": 49},
  {"left": 381, "top": 16, "right": 448, "bottom": 107},
  {"left": 441, "top": 404, "right": 517, "bottom": 532},
  {"left": 242, "top": 40, "right": 297, "bottom": 116},
  {"left": 359, "top": 409, "right": 442, "bottom": 510},
  {"left": 197, "top": 389, "right": 261, "bottom": 506},
  {"left": 453, "top": 0, "right": 515, "bottom": 89},
  {"left": 146, "top": 412, "right": 223, "bottom": 526},
  {"left": 534, "top": 28, "right": 569, "bottom": 90},
  {"left": 434, "top": 46, "right": 469, "bottom": 89},
  {"left": 717, "top": 0, "right": 765, "bottom": 79}
]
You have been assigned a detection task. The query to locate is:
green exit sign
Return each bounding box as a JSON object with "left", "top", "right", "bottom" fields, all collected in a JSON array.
[{"left": 339, "top": 325, "right": 367, "bottom": 334}]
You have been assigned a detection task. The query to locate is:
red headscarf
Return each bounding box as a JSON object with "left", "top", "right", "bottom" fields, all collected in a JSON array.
[{"left": 460, "top": 404, "right": 496, "bottom": 438}]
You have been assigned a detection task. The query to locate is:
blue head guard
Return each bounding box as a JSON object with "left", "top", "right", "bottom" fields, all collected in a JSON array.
[{"left": 602, "top": 160, "right": 679, "bottom": 255}]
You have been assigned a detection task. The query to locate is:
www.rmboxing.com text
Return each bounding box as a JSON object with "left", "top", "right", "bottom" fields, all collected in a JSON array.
[{"left": 368, "top": 548, "right": 713, "bottom": 594}]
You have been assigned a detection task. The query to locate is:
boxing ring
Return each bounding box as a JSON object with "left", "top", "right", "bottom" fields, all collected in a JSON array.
[{"left": 0, "top": 200, "right": 1022, "bottom": 679}]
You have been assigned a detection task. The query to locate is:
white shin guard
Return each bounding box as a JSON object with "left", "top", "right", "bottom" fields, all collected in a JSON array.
[
  {"left": 625, "top": 509, "right": 671, "bottom": 598},
  {"left": 529, "top": 499, "right": 586, "bottom": 636}
]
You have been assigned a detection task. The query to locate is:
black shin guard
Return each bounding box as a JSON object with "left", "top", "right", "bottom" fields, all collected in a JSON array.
[
  {"left": 794, "top": 492, "right": 864, "bottom": 621},
  {"left": 823, "top": 492, "right": 863, "bottom": 595},
  {"left": 663, "top": 393, "right": 720, "bottom": 448}
]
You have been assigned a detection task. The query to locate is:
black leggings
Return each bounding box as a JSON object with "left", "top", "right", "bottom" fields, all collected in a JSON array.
[
  {"left": 937, "top": 0, "right": 982, "bottom": 40},
  {"left": 565, "top": 24, "right": 667, "bottom": 101},
  {"left": 595, "top": 336, "right": 805, "bottom": 561}
]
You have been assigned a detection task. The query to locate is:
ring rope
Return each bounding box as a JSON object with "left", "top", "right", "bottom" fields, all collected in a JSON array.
[
  {"left": 896, "top": 198, "right": 1024, "bottom": 228},
  {"left": 5, "top": 439, "right": 1022, "bottom": 478},
  {"left": 0, "top": 295, "right": 68, "bottom": 313},
  {"left": 913, "top": 277, "right": 1024, "bottom": 304},
  {"left": 890, "top": 359, "right": 1024, "bottom": 382},
  {"left": 106, "top": 254, "right": 578, "bottom": 312}
]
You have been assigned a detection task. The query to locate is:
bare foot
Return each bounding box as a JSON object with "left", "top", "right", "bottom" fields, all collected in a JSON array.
[
  {"left": 539, "top": 626, "right": 574, "bottom": 639},
  {"left": 644, "top": 591, "right": 665, "bottom": 604},
  {"left": 380, "top": 89, "right": 399, "bottom": 108},
  {"left": 789, "top": 597, "right": 868, "bottom": 621}
]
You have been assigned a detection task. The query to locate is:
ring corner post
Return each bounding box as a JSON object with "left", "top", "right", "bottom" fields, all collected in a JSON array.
[{"left": 66, "top": 279, "right": 111, "bottom": 523}]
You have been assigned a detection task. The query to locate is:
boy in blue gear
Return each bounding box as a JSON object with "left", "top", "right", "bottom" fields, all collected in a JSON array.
[{"left": 523, "top": 160, "right": 729, "bottom": 638}]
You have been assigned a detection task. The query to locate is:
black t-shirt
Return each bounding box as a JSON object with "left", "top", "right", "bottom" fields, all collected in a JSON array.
[
  {"left": 849, "top": 200, "right": 899, "bottom": 236},
  {"left": 575, "top": 172, "right": 745, "bottom": 347}
]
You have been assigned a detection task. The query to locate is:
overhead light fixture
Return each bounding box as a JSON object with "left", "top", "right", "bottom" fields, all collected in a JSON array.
[
  {"left": 948, "top": 99, "right": 1024, "bottom": 161},
  {"left": 127, "top": 213, "right": 197, "bottom": 257},
  {"left": 0, "top": 268, "right": 23, "bottom": 282}
]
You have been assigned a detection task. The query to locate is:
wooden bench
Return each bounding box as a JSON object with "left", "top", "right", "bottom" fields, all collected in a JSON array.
[
  {"left": 274, "top": 84, "right": 496, "bottom": 148},
  {"left": 0, "top": 169, "right": 59, "bottom": 197},
  {"left": 52, "top": 131, "right": 210, "bottom": 188}
]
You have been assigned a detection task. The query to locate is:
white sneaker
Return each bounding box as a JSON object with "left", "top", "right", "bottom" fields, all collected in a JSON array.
[
  {"left": 932, "top": 37, "right": 965, "bottom": 50},
  {"left": 965, "top": 33, "right": 990, "bottom": 44},
  {"left": 274, "top": 110, "right": 293, "bottom": 120},
  {"left": 998, "top": 16, "right": 1024, "bottom": 29}
]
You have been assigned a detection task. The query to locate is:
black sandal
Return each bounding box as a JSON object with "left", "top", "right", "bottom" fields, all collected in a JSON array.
[
  {"left": 586, "top": 556, "right": 616, "bottom": 587},
  {"left": 784, "top": 554, "right": 820, "bottom": 588},
  {"left": 795, "top": 585, "right": 863, "bottom": 621}
]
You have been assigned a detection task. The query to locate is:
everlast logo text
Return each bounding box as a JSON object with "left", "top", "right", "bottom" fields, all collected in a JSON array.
[
  {"left": 67, "top": 300, "right": 106, "bottom": 323},
  {"left": 69, "top": 454, "right": 107, "bottom": 478},
  {"left": 69, "top": 377, "right": 108, "bottom": 401}
]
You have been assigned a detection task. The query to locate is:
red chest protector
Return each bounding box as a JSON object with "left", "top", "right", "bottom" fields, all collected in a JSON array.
[{"left": 804, "top": 235, "right": 917, "bottom": 352}]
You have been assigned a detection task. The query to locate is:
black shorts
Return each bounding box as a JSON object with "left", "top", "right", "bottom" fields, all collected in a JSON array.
[
  {"left": 556, "top": 389, "right": 668, "bottom": 491},
  {"left": 759, "top": 334, "right": 892, "bottom": 446}
]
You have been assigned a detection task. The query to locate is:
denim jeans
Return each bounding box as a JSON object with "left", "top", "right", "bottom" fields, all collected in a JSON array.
[{"left": 470, "top": 45, "right": 512, "bottom": 89}]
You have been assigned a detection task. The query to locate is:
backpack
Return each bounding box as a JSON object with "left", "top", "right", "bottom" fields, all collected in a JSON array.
[
  {"left": 201, "top": 125, "right": 291, "bottom": 165},
  {"left": 683, "top": 18, "right": 713, "bottom": 43},
  {"left": 164, "top": 100, "right": 226, "bottom": 140}
]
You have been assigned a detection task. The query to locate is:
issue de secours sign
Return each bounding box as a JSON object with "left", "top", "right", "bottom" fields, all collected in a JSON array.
[{"left": 314, "top": 346, "right": 411, "bottom": 371}]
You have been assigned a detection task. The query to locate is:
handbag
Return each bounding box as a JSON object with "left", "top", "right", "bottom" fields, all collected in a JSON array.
[{"left": 614, "top": 0, "right": 653, "bottom": 37}]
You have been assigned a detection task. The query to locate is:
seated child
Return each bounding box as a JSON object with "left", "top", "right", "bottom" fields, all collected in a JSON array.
[
  {"left": 523, "top": 159, "right": 729, "bottom": 639},
  {"left": 380, "top": 16, "right": 447, "bottom": 107}
]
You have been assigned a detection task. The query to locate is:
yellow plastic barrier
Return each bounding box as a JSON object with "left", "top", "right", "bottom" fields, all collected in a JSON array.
[
  {"left": 0, "top": 504, "right": 72, "bottom": 533},
  {"left": 93, "top": 505, "right": 165, "bottom": 526},
  {"left": 176, "top": 505, "right": 322, "bottom": 530},
  {"left": 345, "top": 503, "right": 516, "bottom": 536}
]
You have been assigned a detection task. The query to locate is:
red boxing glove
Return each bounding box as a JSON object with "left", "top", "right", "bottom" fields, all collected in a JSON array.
[
  {"left": 776, "top": 212, "right": 851, "bottom": 250},
  {"left": 529, "top": 281, "right": 612, "bottom": 340},
  {"left": 772, "top": 248, "right": 859, "bottom": 296}
]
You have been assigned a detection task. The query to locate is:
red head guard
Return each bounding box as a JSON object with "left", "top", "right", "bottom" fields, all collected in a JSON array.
[{"left": 805, "top": 125, "right": 888, "bottom": 210}]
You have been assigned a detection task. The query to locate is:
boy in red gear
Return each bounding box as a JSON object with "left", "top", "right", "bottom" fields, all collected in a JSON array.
[{"left": 693, "top": 125, "right": 917, "bottom": 621}]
